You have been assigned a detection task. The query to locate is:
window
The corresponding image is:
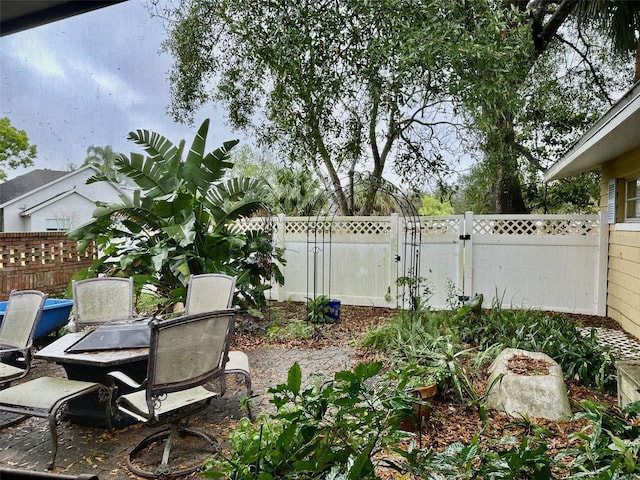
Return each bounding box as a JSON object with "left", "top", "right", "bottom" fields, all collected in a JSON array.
[
  {"left": 46, "top": 218, "right": 70, "bottom": 231},
  {"left": 625, "top": 177, "right": 640, "bottom": 221}
]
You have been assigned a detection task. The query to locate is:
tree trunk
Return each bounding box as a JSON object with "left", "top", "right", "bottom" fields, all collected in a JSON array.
[
  {"left": 634, "top": 34, "right": 640, "bottom": 84},
  {"left": 491, "top": 164, "right": 528, "bottom": 214}
]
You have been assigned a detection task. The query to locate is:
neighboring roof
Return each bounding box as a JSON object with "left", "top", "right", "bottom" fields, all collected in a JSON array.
[
  {"left": 0, "top": 165, "right": 121, "bottom": 209},
  {"left": 0, "top": 169, "right": 68, "bottom": 204},
  {"left": 544, "top": 81, "right": 640, "bottom": 182},
  {"left": 0, "top": 1, "right": 127, "bottom": 37},
  {"left": 20, "top": 188, "right": 95, "bottom": 216}
]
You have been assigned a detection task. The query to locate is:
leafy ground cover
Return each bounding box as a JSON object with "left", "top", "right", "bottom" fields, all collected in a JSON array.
[{"left": 223, "top": 301, "right": 639, "bottom": 479}]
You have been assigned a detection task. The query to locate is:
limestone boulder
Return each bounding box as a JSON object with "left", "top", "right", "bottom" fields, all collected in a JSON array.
[{"left": 486, "top": 348, "right": 572, "bottom": 421}]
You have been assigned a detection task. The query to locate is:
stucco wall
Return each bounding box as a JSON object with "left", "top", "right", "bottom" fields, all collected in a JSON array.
[{"left": 600, "top": 146, "right": 640, "bottom": 339}]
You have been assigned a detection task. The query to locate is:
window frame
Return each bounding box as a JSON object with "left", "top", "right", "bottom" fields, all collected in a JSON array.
[
  {"left": 45, "top": 218, "right": 71, "bottom": 231},
  {"left": 624, "top": 176, "right": 640, "bottom": 222}
]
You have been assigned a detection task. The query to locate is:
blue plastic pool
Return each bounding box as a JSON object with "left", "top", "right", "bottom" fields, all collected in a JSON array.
[{"left": 0, "top": 298, "right": 74, "bottom": 339}]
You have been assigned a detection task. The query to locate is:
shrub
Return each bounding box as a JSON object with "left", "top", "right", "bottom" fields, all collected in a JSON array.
[{"left": 203, "top": 362, "right": 412, "bottom": 479}]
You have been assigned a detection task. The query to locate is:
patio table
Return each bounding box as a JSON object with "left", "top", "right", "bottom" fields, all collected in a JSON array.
[{"left": 35, "top": 327, "right": 150, "bottom": 429}]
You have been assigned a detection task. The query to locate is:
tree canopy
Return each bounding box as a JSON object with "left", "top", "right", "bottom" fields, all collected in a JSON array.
[
  {"left": 163, "top": 0, "right": 464, "bottom": 215},
  {"left": 0, "top": 117, "right": 37, "bottom": 180},
  {"left": 161, "top": 0, "right": 638, "bottom": 215}
]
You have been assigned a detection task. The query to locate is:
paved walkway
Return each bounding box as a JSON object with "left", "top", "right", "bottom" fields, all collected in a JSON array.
[
  {"left": 580, "top": 327, "right": 640, "bottom": 360},
  {"left": 0, "top": 346, "right": 356, "bottom": 479}
]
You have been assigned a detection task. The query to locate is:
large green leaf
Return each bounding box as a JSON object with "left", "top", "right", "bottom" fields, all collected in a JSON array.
[
  {"left": 181, "top": 118, "right": 209, "bottom": 190},
  {"left": 162, "top": 214, "right": 197, "bottom": 247},
  {"left": 115, "top": 151, "right": 177, "bottom": 197}
]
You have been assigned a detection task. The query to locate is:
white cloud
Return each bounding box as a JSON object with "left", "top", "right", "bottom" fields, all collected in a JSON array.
[
  {"left": 0, "top": 0, "right": 243, "bottom": 180},
  {"left": 7, "top": 35, "right": 67, "bottom": 80},
  {"left": 68, "top": 59, "right": 143, "bottom": 109}
]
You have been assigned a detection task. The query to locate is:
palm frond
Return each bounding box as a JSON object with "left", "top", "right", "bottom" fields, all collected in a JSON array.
[
  {"left": 204, "top": 178, "right": 269, "bottom": 229},
  {"left": 114, "top": 152, "right": 178, "bottom": 196}
]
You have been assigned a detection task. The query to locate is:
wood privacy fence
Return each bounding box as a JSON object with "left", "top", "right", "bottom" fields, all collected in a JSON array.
[
  {"left": 0, "top": 232, "right": 96, "bottom": 299},
  {"left": 259, "top": 212, "right": 607, "bottom": 315}
]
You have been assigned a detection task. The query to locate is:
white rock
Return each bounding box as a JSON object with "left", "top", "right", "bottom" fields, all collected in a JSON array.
[{"left": 486, "top": 348, "right": 572, "bottom": 421}]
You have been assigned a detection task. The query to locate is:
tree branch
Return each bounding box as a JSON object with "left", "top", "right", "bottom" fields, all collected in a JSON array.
[{"left": 555, "top": 33, "right": 614, "bottom": 104}]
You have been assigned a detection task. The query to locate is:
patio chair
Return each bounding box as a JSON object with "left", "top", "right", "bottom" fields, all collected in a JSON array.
[
  {"left": 69, "top": 277, "right": 135, "bottom": 332},
  {"left": 106, "top": 310, "right": 236, "bottom": 478},
  {"left": 0, "top": 467, "right": 99, "bottom": 480},
  {"left": 184, "top": 273, "right": 236, "bottom": 314},
  {"left": 185, "top": 274, "right": 252, "bottom": 406},
  {"left": 0, "top": 290, "right": 47, "bottom": 389},
  {"left": 0, "top": 377, "right": 112, "bottom": 469}
]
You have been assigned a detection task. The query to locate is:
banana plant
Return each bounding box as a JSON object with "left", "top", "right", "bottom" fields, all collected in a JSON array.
[{"left": 69, "top": 119, "right": 284, "bottom": 312}]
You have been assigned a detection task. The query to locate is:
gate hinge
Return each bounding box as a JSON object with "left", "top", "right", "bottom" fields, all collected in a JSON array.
[{"left": 459, "top": 234, "right": 471, "bottom": 241}]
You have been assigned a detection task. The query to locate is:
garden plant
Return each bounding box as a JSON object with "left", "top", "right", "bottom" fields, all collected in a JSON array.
[
  {"left": 209, "top": 299, "right": 640, "bottom": 479},
  {"left": 68, "top": 119, "right": 284, "bottom": 314}
]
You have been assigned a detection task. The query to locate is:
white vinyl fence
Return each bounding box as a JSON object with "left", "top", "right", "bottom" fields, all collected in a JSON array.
[{"left": 254, "top": 212, "right": 607, "bottom": 315}]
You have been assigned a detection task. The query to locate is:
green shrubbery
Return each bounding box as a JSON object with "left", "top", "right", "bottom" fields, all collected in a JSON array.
[
  {"left": 203, "top": 300, "right": 637, "bottom": 479},
  {"left": 203, "top": 362, "right": 413, "bottom": 479}
]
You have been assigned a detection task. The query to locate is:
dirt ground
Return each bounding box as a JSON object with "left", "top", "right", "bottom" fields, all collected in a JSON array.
[{"left": 233, "top": 302, "right": 623, "bottom": 479}]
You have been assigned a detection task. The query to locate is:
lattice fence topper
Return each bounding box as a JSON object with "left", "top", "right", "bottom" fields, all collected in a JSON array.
[
  {"left": 417, "top": 217, "right": 462, "bottom": 235},
  {"left": 0, "top": 242, "right": 96, "bottom": 269},
  {"left": 284, "top": 218, "right": 392, "bottom": 236},
  {"left": 233, "top": 215, "right": 600, "bottom": 237},
  {"left": 232, "top": 217, "right": 278, "bottom": 235},
  {"left": 473, "top": 217, "right": 600, "bottom": 236}
]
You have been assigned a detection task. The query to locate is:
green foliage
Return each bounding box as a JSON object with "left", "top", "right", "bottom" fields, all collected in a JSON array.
[
  {"left": 560, "top": 400, "right": 640, "bottom": 478},
  {"left": 451, "top": 303, "right": 617, "bottom": 393},
  {"left": 82, "top": 145, "right": 124, "bottom": 183},
  {"left": 418, "top": 195, "right": 455, "bottom": 216},
  {"left": 396, "top": 435, "right": 553, "bottom": 479},
  {"left": 360, "top": 307, "right": 477, "bottom": 403},
  {"left": 266, "top": 318, "right": 314, "bottom": 342},
  {"left": 68, "top": 119, "right": 284, "bottom": 312},
  {"left": 203, "top": 361, "right": 412, "bottom": 479},
  {"left": 271, "top": 167, "right": 323, "bottom": 216},
  {"left": 306, "top": 295, "right": 331, "bottom": 325},
  {"left": 397, "top": 400, "right": 640, "bottom": 479},
  {"left": 164, "top": 0, "right": 464, "bottom": 214},
  {"left": 228, "top": 146, "right": 323, "bottom": 216},
  {"left": 0, "top": 117, "right": 37, "bottom": 180}
]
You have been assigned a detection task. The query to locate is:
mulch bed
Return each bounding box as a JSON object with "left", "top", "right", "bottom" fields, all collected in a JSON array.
[{"left": 232, "top": 301, "right": 624, "bottom": 478}]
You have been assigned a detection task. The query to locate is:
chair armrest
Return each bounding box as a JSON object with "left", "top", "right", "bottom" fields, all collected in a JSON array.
[
  {"left": 0, "top": 345, "right": 30, "bottom": 366},
  {"left": 106, "top": 370, "right": 146, "bottom": 390}
]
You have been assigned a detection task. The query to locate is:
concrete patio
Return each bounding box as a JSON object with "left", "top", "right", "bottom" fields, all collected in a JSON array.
[{"left": 0, "top": 345, "right": 356, "bottom": 479}]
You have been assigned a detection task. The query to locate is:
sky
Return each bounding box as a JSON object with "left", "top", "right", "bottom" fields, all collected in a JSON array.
[{"left": 0, "top": 0, "right": 240, "bottom": 180}]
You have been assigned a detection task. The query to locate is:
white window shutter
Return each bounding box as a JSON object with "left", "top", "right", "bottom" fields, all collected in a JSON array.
[{"left": 607, "top": 179, "right": 616, "bottom": 224}]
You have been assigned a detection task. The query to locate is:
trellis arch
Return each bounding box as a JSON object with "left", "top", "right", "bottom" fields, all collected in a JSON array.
[{"left": 305, "top": 177, "right": 423, "bottom": 315}]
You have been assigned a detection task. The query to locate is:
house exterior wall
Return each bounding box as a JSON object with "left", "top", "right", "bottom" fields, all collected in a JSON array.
[
  {"left": 600, "top": 146, "right": 640, "bottom": 339},
  {"left": 23, "top": 193, "right": 101, "bottom": 232},
  {"left": 1, "top": 169, "right": 123, "bottom": 232}
]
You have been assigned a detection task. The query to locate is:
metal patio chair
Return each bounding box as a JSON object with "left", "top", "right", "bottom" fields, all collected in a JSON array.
[
  {"left": 0, "top": 377, "right": 112, "bottom": 469},
  {"left": 106, "top": 310, "right": 236, "bottom": 478},
  {"left": 69, "top": 277, "right": 135, "bottom": 332},
  {"left": 184, "top": 273, "right": 236, "bottom": 315},
  {"left": 185, "top": 274, "right": 253, "bottom": 408},
  {"left": 0, "top": 290, "right": 47, "bottom": 389}
]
